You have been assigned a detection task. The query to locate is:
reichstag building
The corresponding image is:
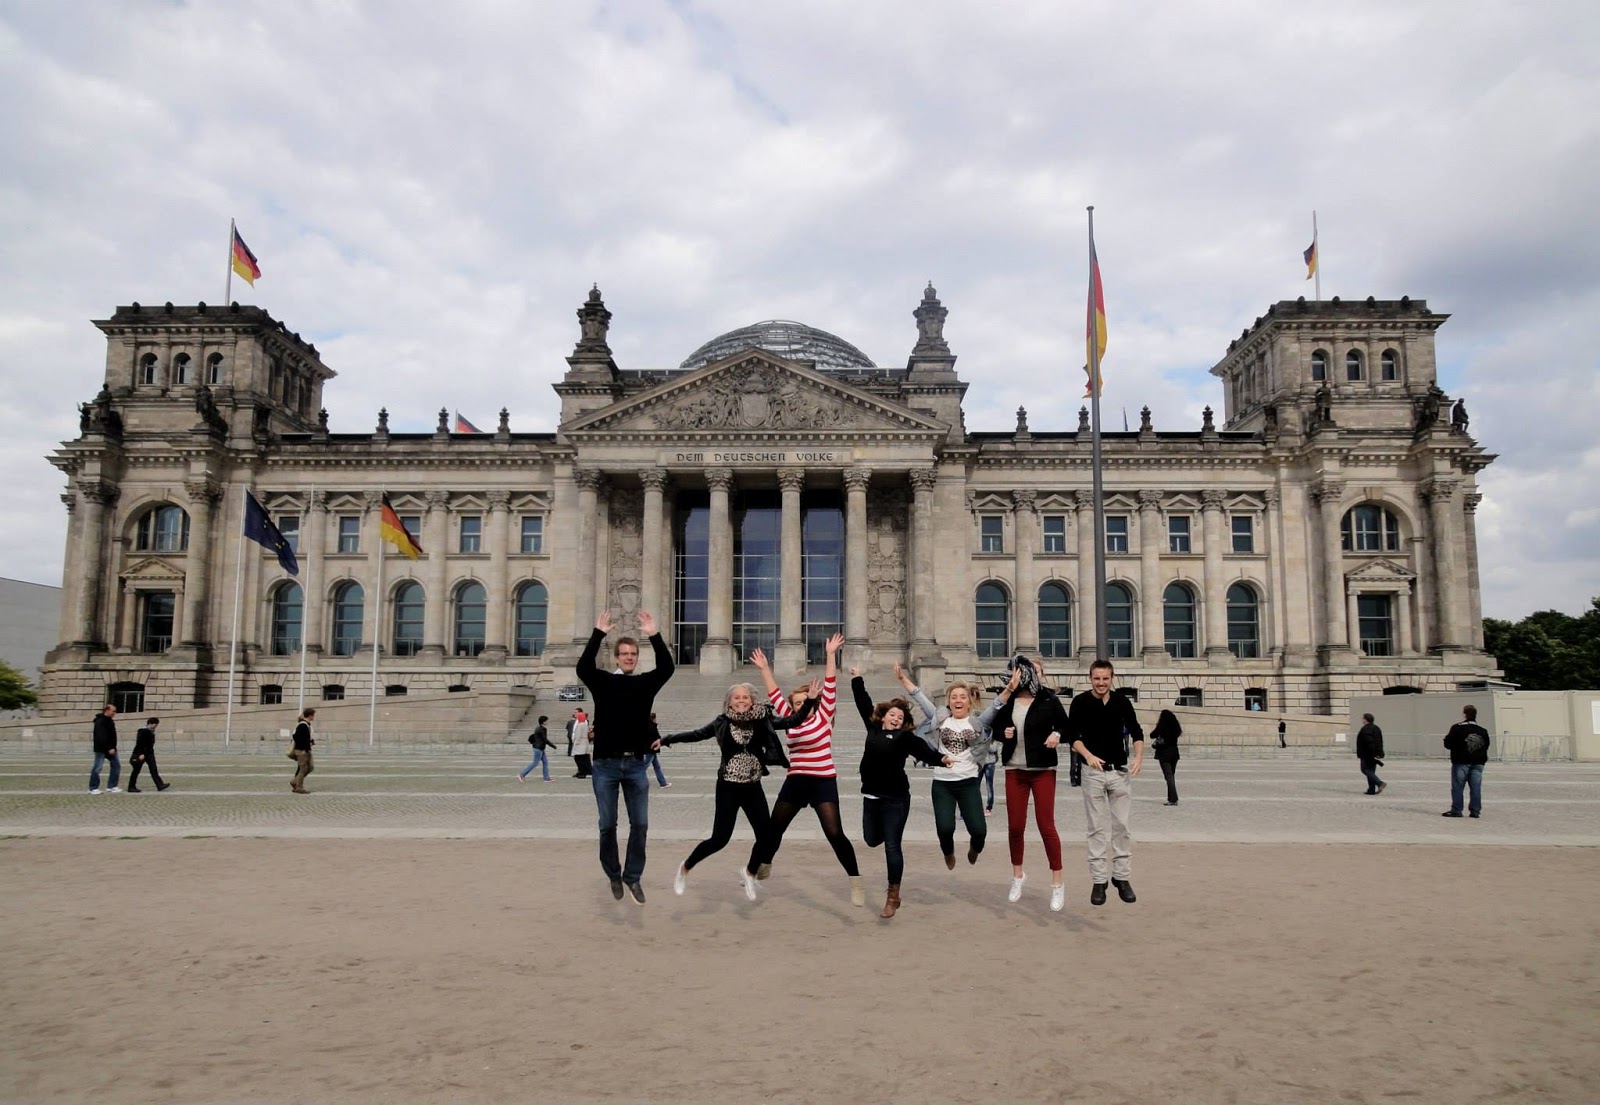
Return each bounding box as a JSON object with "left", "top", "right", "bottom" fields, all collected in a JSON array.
[{"left": 42, "top": 284, "right": 1498, "bottom": 716}]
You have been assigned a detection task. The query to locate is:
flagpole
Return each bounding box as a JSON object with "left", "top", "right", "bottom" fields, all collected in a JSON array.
[
  {"left": 367, "top": 495, "right": 385, "bottom": 747},
  {"left": 225, "top": 218, "right": 235, "bottom": 305},
  {"left": 223, "top": 489, "right": 247, "bottom": 746},
  {"left": 1312, "top": 210, "right": 1321, "bottom": 303},
  {"left": 296, "top": 521, "right": 312, "bottom": 712},
  {"left": 1087, "top": 206, "right": 1109, "bottom": 661}
]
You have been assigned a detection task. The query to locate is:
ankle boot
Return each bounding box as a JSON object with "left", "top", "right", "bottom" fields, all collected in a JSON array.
[{"left": 880, "top": 884, "right": 901, "bottom": 918}]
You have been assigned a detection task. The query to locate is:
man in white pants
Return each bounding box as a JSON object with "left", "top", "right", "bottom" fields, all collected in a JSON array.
[{"left": 1068, "top": 659, "right": 1145, "bottom": 905}]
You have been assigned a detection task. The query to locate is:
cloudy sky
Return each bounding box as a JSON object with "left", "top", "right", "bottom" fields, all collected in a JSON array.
[{"left": 2, "top": 0, "right": 1597, "bottom": 621}]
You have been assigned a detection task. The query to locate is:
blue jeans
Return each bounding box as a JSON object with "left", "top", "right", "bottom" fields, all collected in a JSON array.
[
  {"left": 644, "top": 752, "right": 668, "bottom": 786},
  {"left": 89, "top": 751, "right": 119, "bottom": 791},
  {"left": 1450, "top": 763, "right": 1484, "bottom": 815},
  {"left": 979, "top": 762, "right": 996, "bottom": 809},
  {"left": 861, "top": 794, "right": 911, "bottom": 885},
  {"left": 592, "top": 757, "right": 650, "bottom": 883},
  {"left": 1360, "top": 758, "right": 1385, "bottom": 793},
  {"left": 520, "top": 748, "right": 550, "bottom": 780}
]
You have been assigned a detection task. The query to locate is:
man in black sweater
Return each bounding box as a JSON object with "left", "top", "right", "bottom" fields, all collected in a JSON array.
[
  {"left": 576, "top": 609, "right": 675, "bottom": 905},
  {"left": 127, "top": 717, "right": 171, "bottom": 792},
  {"left": 1442, "top": 704, "right": 1492, "bottom": 818},
  {"left": 1355, "top": 713, "right": 1386, "bottom": 795},
  {"left": 88, "top": 703, "right": 120, "bottom": 794},
  {"left": 1068, "top": 659, "right": 1144, "bottom": 905}
]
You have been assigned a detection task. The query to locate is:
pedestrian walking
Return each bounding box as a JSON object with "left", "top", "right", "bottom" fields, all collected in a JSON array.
[
  {"left": 127, "top": 717, "right": 171, "bottom": 792},
  {"left": 289, "top": 707, "right": 315, "bottom": 794},
  {"left": 1356, "top": 713, "right": 1386, "bottom": 795},
  {"left": 1442, "top": 705, "right": 1492, "bottom": 818},
  {"left": 88, "top": 703, "right": 120, "bottom": 794},
  {"left": 1278, "top": 718, "right": 1287, "bottom": 749},
  {"left": 643, "top": 713, "right": 671, "bottom": 788},
  {"left": 571, "top": 710, "right": 592, "bottom": 778},
  {"left": 519, "top": 715, "right": 554, "bottom": 782},
  {"left": 1151, "top": 709, "right": 1181, "bottom": 805},
  {"left": 565, "top": 710, "right": 577, "bottom": 757}
]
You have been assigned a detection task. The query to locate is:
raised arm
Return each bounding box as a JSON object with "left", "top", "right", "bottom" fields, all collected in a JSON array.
[
  {"left": 641, "top": 611, "right": 675, "bottom": 686},
  {"left": 771, "top": 688, "right": 821, "bottom": 731},
  {"left": 851, "top": 673, "right": 876, "bottom": 727},
  {"left": 750, "top": 647, "right": 783, "bottom": 699},
  {"left": 575, "top": 620, "right": 607, "bottom": 685}
]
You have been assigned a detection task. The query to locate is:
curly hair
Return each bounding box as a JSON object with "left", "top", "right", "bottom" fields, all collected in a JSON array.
[{"left": 870, "top": 696, "right": 915, "bottom": 730}]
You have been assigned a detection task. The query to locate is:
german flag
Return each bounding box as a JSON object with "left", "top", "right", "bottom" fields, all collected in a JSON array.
[
  {"left": 379, "top": 493, "right": 423, "bottom": 559},
  {"left": 231, "top": 227, "right": 261, "bottom": 286},
  {"left": 1304, "top": 238, "right": 1318, "bottom": 280},
  {"left": 1084, "top": 235, "right": 1107, "bottom": 398}
]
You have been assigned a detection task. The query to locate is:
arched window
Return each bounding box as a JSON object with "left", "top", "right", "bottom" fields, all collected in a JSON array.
[
  {"left": 1310, "top": 350, "right": 1327, "bottom": 382},
  {"left": 1341, "top": 504, "right": 1402, "bottom": 552},
  {"left": 207, "top": 352, "right": 224, "bottom": 385},
  {"left": 1345, "top": 349, "right": 1364, "bottom": 381},
  {"left": 270, "top": 582, "right": 303, "bottom": 656},
  {"left": 136, "top": 505, "right": 190, "bottom": 552},
  {"left": 331, "top": 581, "right": 364, "bottom": 656},
  {"left": 1226, "top": 583, "right": 1260, "bottom": 658},
  {"left": 1038, "top": 582, "right": 1072, "bottom": 659},
  {"left": 515, "top": 581, "right": 548, "bottom": 657},
  {"left": 1163, "top": 582, "right": 1198, "bottom": 658},
  {"left": 392, "top": 581, "right": 424, "bottom": 656},
  {"left": 1380, "top": 349, "right": 1398, "bottom": 381},
  {"left": 1104, "top": 582, "right": 1134, "bottom": 658},
  {"left": 173, "top": 352, "right": 192, "bottom": 385},
  {"left": 975, "top": 582, "right": 1009, "bottom": 659},
  {"left": 454, "top": 581, "right": 486, "bottom": 657},
  {"left": 139, "top": 353, "right": 158, "bottom": 386}
]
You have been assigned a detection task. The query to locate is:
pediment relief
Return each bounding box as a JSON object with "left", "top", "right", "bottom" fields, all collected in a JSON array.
[
  {"left": 121, "top": 556, "right": 187, "bottom": 583},
  {"left": 566, "top": 353, "right": 944, "bottom": 436},
  {"left": 967, "top": 492, "right": 1014, "bottom": 513},
  {"left": 1035, "top": 493, "right": 1076, "bottom": 513},
  {"left": 1165, "top": 493, "right": 1202, "bottom": 512},
  {"left": 1347, "top": 557, "right": 1414, "bottom": 581}
]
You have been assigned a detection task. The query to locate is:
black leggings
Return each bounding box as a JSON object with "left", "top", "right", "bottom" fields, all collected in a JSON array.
[
  {"left": 684, "top": 780, "right": 770, "bottom": 874},
  {"left": 758, "top": 797, "right": 859, "bottom": 877}
]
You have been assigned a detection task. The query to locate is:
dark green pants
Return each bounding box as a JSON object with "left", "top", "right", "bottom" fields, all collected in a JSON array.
[{"left": 931, "top": 777, "right": 986, "bottom": 858}]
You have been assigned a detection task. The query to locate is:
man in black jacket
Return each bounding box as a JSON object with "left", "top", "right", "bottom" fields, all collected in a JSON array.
[
  {"left": 576, "top": 609, "right": 675, "bottom": 905},
  {"left": 127, "top": 717, "right": 171, "bottom": 792},
  {"left": 1442, "top": 704, "right": 1492, "bottom": 818},
  {"left": 88, "top": 703, "right": 120, "bottom": 794},
  {"left": 1355, "top": 713, "right": 1386, "bottom": 795},
  {"left": 1068, "top": 659, "right": 1144, "bottom": 905}
]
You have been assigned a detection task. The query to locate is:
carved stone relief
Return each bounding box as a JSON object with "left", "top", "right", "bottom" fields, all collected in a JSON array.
[
  {"left": 867, "top": 488, "right": 909, "bottom": 641},
  {"left": 653, "top": 361, "right": 863, "bottom": 431},
  {"left": 606, "top": 488, "right": 644, "bottom": 618}
]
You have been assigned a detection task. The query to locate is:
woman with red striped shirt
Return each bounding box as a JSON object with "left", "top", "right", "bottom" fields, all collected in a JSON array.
[{"left": 749, "top": 633, "right": 866, "bottom": 907}]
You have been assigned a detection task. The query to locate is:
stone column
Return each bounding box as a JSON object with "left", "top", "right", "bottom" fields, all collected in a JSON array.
[
  {"left": 1425, "top": 476, "right": 1463, "bottom": 650},
  {"left": 1347, "top": 587, "right": 1362, "bottom": 654},
  {"left": 1311, "top": 479, "right": 1349, "bottom": 651},
  {"left": 1201, "top": 489, "right": 1230, "bottom": 658},
  {"left": 1012, "top": 488, "right": 1037, "bottom": 652},
  {"left": 776, "top": 468, "right": 806, "bottom": 672},
  {"left": 640, "top": 469, "right": 669, "bottom": 624},
  {"left": 1138, "top": 490, "right": 1164, "bottom": 659},
  {"left": 572, "top": 469, "right": 602, "bottom": 641},
  {"left": 482, "top": 489, "right": 510, "bottom": 660},
  {"left": 1073, "top": 489, "right": 1098, "bottom": 660},
  {"left": 1262, "top": 487, "right": 1281, "bottom": 655},
  {"left": 1396, "top": 585, "right": 1413, "bottom": 655},
  {"left": 844, "top": 467, "right": 872, "bottom": 648},
  {"left": 55, "top": 492, "right": 78, "bottom": 644},
  {"left": 422, "top": 490, "right": 450, "bottom": 659},
  {"left": 700, "top": 468, "right": 736, "bottom": 673},
  {"left": 908, "top": 468, "right": 939, "bottom": 659},
  {"left": 301, "top": 491, "right": 328, "bottom": 655},
  {"left": 72, "top": 478, "right": 117, "bottom": 645},
  {"left": 362, "top": 490, "right": 384, "bottom": 656},
  {"left": 180, "top": 479, "right": 221, "bottom": 646},
  {"left": 1463, "top": 491, "right": 1484, "bottom": 651}
]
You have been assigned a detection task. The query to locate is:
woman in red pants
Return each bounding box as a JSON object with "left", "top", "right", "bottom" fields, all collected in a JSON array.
[{"left": 989, "top": 655, "right": 1072, "bottom": 912}]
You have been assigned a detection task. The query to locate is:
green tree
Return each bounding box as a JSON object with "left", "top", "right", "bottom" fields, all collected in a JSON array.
[
  {"left": 1485, "top": 598, "right": 1600, "bottom": 690},
  {"left": 0, "top": 658, "right": 39, "bottom": 711}
]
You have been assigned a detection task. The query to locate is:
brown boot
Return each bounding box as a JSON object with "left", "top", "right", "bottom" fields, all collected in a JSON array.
[{"left": 880, "top": 884, "right": 901, "bottom": 919}]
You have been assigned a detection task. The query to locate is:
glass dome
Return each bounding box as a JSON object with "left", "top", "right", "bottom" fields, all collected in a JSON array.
[{"left": 679, "top": 319, "right": 875, "bottom": 372}]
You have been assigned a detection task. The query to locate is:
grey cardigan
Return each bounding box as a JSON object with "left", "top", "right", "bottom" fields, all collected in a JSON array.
[{"left": 908, "top": 686, "right": 1001, "bottom": 766}]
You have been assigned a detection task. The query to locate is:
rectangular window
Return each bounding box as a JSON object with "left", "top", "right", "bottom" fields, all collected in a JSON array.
[
  {"left": 322, "top": 684, "right": 346, "bottom": 701},
  {"left": 401, "top": 515, "right": 422, "bottom": 544},
  {"left": 259, "top": 685, "right": 283, "bottom": 705},
  {"left": 1168, "top": 516, "right": 1191, "bottom": 554},
  {"left": 1358, "top": 594, "right": 1395, "bottom": 657},
  {"left": 139, "top": 592, "right": 175, "bottom": 653},
  {"left": 980, "top": 515, "right": 1004, "bottom": 553},
  {"left": 337, "top": 515, "right": 360, "bottom": 553},
  {"left": 1231, "top": 515, "right": 1254, "bottom": 553},
  {"left": 520, "top": 516, "right": 544, "bottom": 554},
  {"left": 1042, "top": 515, "right": 1066, "bottom": 553},
  {"left": 459, "top": 515, "right": 482, "bottom": 553},
  {"left": 1106, "top": 515, "right": 1129, "bottom": 554},
  {"left": 277, "top": 514, "right": 300, "bottom": 554}
]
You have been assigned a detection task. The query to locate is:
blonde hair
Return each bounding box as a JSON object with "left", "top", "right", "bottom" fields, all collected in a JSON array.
[{"left": 724, "top": 683, "right": 765, "bottom": 716}]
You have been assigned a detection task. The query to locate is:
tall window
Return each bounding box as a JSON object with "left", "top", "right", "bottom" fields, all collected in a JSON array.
[
  {"left": 1042, "top": 515, "right": 1067, "bottom": 553},
  {"left": 207, "top": 352, "right": 224, "bottom": 385},
  {"left": 401, "top": 516, "right": 421, "bottom": 545},
  {"left": 733, "top": 496, "right": 780, "bottom": 660},
  {"left": 392, "top": 581, "right": 424, "bottom": 656},
  {"left": 1358, "top": 594, "right": 1394, "bottom": 656},
  {"left": 459, "top": 516, "right": 482, "bottom": 553},
  {"left": 139, "top": 353, "right": 158, "bottom": 385},
  {"left": 332, "top": 582, "right": 364, "bottom": 656},
  {"left": 673, "top": 497, "right": 709, "bottom": 665},
  {"left": 173, "top": 352, "right": 192, "bottom": 384},
  {"left": 1163, "top": 582, "right": 1198, "bottom": 658},
  {"left": 1231, "top": 515, "right": 1254, "bottom": 553},
  {"left": 1346, "top": 350, "right": 1364, "bottom": 381},
  {"left": 1168, "top": 516, "right": 1191, "bottom": 554},
  {"left": 980, "top": 515, "right": 1004, "bottom": 553},
  {"left": 801, "top": 497, "right": 845, "bottom": 664},
  {"left": 454, "top": 581, "right": 487, "bottom": 656},
  {"left": 137, "top": 505, "right": 189, "bottom": 552},
  {"left": 1038, "top": 582, "right": 1072, "bottom": 659},
  {"left": 1380, "top": 349, "right": 1398, "bottom": 381},
  {"left": 1341, "top": 505, "right": 1402, "bottom": 552},
  {"left": 975, "top": 582, "right": 1009, "bottom": 659},
  {"left": 270, "top": 582, "right": 303, "bottom": 656},
  {"left": 520, "top": 516, "right": 543, "bottom": 553},
  {"left": 337, "top": 515, "right": 360, "bottom": 553},
  {"left": 277, "top": 514, "right": 301, "bottom": 554},
  {"left": 1104, "top": 582, "right": 1134, "bottom": 658},
  {"left": 1227, "top": 583, "right": 1260, "bottom": 658},
  {"left": 1310, "top": 350, "right": 1328, "bottom": 381},
  {"left": 1106, "top": 515, "right": 1129, "bottom": 554},
  {"left": 139, "top": 592, "right": 175, "bottom": 653},
  {"left": 515, "top": 581, "right": 548, "bottom": 657}
]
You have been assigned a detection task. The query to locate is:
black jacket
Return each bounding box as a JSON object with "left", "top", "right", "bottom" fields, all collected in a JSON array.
[
  {"left": 292, "top": 721, "right": 314, "bottom": 751},
  {"left": 852, "top": 677, "right": 944, "bottom": 796},
  {"left": 576, "top": 630, "right": 676, "bottom": 757},
  {"left": 1444, "top": 721, "right": 1491, "bottom": 765},
  {"left": 134, "top": 726, "right": 157, "bottom": 756},
  {"left": 662, "top": 697, "right": 818, "bottom": 776},
  {"left": 1151, "top": 714, "right": 1181, "bottom": 763},
  {"left": 1066, "top": 690, "right": 1144, "bottom": 768},
  {"left": 528, "top": 725, "right": 551, "bottom": 750},
  {"left": 93, "top": 712, "right": 117, "bottom": 754},
  {"left": 991, "top": 690, "right": 1072, "bottom": 770},
  {"left": 1356, "top": 723, "right": 1384, "bottom": 762}
]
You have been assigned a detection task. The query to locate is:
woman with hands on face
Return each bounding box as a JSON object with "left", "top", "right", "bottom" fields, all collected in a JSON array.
[{"left": 990, "top": 654, "right": 1073, "bottom": 913}]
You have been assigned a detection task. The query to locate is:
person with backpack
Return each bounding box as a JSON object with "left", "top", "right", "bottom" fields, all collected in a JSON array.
[
  {"left": 519, "top": 715, "right": 554, "bottom": 782},
  {"left": 1442, "top": 704, "right": 1492, "bottom": 818},
  {"left": 1355, "top": 713, "right": 1386, "bottom": 795}
]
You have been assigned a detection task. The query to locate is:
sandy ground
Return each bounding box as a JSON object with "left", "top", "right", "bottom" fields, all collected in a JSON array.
[{"left": 2, "top": 837, "right": 1597, "bottom": 1105}]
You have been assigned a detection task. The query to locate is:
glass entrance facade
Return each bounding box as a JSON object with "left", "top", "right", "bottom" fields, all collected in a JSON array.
[
  {"left": 733, "top": 494, "right": 780, "bottom": 660},
  {"left": 801, "top": 494, "right": 844, "bottom": 663},
  {"left": 673, "top": 494, "right": 709, "bottom": 665}
]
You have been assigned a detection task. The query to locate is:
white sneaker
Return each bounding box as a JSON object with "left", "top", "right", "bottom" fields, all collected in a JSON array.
[
  {"left": 106, "top": 786, "right": 121, "bottom": 793},
  {"left": 1050, "top": 883, "right": 1066, "bottom": 912},
  {"left": 739, "top": 869, "right": 759, "bottom": 902},
  {"left": 88, "top": 788, "right": 100, "bottom": 795},
  {"left": 674, "top": 865, "right": 687, "bottom": 896},
  {"left": 1008, "top": 873, "right": 1027, "bottom": 903}
]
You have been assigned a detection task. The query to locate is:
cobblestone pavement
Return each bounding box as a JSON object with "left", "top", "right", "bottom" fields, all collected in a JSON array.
[{"left": 3, "top": 748, "right": 1597, "bottom": 845}]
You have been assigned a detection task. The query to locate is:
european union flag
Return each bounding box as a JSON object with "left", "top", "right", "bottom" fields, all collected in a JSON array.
[{"left": 244, "top": 490, "right": 299, "bottom": 576}]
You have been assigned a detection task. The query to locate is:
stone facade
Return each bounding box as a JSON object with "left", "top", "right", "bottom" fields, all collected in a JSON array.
[{"left": 39, "top": 287, "right": 1498, "bottom": 717}]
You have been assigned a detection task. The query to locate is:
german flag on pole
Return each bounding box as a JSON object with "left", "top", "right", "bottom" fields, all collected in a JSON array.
[
  {"left": 379, "top": 493, "right": 423, "bottom": 559},
  {"left": 231, "top": 227, "right": 261, "bottom": 285},
  {"left": 1303, "top": 237, "right": 1318, "bottom": 280},
  {"left": 1084, "top": 233, "right": 1107, "bottom": 398}
]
